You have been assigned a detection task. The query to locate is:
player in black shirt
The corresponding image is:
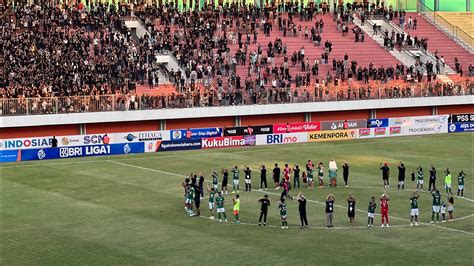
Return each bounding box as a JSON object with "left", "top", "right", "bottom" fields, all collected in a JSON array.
[
  {"left": 429, "top": 165, "right": 437, "bottom": 191},
  {"left": 260, "top": 165, "right": 268, "bottom": 190},
  {"left": 325, "top": 194, "right": 335, "bottom": 228},
  {"left": 258, "top": 195, "right": 271, "bottom": 226},
  {"left": 198, "top": 173, "right": 205, "bottom": 198},
  {"left": 380, "top": 163, "right": 390, "bottom": 189},
  {"left": 297, "top": 192, "right": 309, "bottom": 228},
  {"left": 244, "top": 166, "right": 252, "bottom": 191},
  {"left": 342, "top": 162, "right": 349, "bottom": 187},
  {"left": 194, "top": 186, "right": 201, "bottom": 217},
  {"left": 293, "top": 165, "right": 301, "bottom": 189},
  {"left": 397, "top": 162, "right": 406, "bottom": 190},
  {"left": 347, "top": 193, "right": 356, "bottom": 226},
  {"left": 221, "top": 169, "right": 229, "bottom": 195},
  {"left": 273, "top": 163, "right": 281, "bottom": 189}
]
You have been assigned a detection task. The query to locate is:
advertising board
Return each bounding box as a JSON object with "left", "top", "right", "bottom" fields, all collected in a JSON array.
[
  {"left": 273, "top": 122, "right": 321, "bottom": 133},
  {"left": 0, "top": 150, "right": 20, "bottom": 163},
  {"left": 448, "top": 122, "right": 474, "bottom": 133},
  {"left": 320, "top": 119, "right": 367, "bottom": 130},
  {"left": 150, "top": 139, "right": 202, "bottom": 152},
  {"left": 367, "top": 118, "right": 389, "bottom": 128},
  {"left": 201, "top": 136, "right": 256, "bottom": 149},
  {"left": 308, "top": 130, "right": 358, "bottom": 142},
  {"left": 223, "top": 125, "right": 273, "bottom": 136},
  {"left": 170, "top": 128, "right": 222, "bottom": 140},
  {"left": 256, "top": 132, "right": 308, "bottom": 145},
  {"left": 449, "top": 113, "right": 474, "bottom": 123},
  {"left": 20, "top": 143, "right": 144, "bottom": 161}
]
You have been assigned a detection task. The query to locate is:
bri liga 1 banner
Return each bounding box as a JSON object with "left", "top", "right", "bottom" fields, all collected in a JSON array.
[{"left": 19, "top": 143, "right": 145, "bottom": 161}]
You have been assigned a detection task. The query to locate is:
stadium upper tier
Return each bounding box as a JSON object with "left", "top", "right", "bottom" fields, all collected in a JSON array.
[{"left": 0, "top": 2, "right": 473, "bottom": 116}]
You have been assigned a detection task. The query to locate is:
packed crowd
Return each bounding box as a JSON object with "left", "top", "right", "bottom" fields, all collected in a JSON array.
[
  {"left": 0, "top": 3, "right": 163, "bottom": 99},
  {"left": 0, "top": 1, "right": 472, "bottom": 109}
]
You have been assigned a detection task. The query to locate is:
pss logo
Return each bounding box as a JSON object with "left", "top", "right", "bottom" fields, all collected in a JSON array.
[
  {"left": 449, "top": 124, "right": 456, "bottom": 132},
  {"left": 37, "top": 149, "right": 46, "bottom": 160},
  {"left": 123, "top": 144, "right": 131, "bottom": 154}
]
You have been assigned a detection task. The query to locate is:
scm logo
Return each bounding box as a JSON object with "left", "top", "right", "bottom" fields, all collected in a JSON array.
[{"left": 266, "top": 134, "right": 298, "bottom": 144}]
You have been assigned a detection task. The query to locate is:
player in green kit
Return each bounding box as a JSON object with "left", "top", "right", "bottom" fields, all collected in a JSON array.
[
  {"left": 232, "top": 165, "right": 240, "bottom": 194},
  {"left": 207, "top": 185, "right": 216, "bottom": 220},
  {"left": 186, "top": 185, "right": 195, "bottom": 216},
  {"left": 431, "top": 189, "right": 441, "bottom": 223},
  {"left": 216, "top": 191, "right": 228, "bottom": 223},
  {"left": 212, "top": 170, "right": 219, "bottom": 191},
  {"left": 416, "top": 166, "right": 424, "bottom": 191},
  {"left": 278, "top": 198, "right": 288, "bottom": 229},
  {"left": 457, "top": 170, "right": 465, "bottom": 198},
  {"left": 367, "top": 197, "right": 376, "bottom": 228},
  {"left": 308, "top": 168, "right": 315, "bottom": 190},
  {"left": 317, "top": 162, "right": 324, "bottom": 188},
  {"left": 410, "top": 191, "right": 420, "bottom": 226},
  {"left": 233, "top": 194, "right": 241, "bottom": 224}
]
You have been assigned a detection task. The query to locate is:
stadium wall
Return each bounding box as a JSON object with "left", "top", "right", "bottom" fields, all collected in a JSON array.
[
  {"left": 0, "top": 97, "right": 472, "bottom": 139},
  {"left": 2, "top": 113, "right": 472, "bottom": 163}
]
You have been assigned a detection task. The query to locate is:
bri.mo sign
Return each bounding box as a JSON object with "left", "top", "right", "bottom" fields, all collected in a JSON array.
[{"left": 256, "top": 133, "right": 308, "bottom": 145}]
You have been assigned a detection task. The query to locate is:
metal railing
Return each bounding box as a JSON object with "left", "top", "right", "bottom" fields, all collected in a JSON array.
[
  {"left": 1, "top": 80, "right": 472, "bottom": 116},
  {"left": 417, "top": 1, "right": 474, "bottom": 52}
]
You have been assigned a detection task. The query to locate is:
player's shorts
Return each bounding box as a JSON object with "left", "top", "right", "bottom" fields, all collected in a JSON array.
[
  {"left": 281, "top": 214, "right": 287, "bottom": 219},
  {"left": 213, "top": 184, "right": 218, "bottom": 190},
  {"left": 217, "top": 207, "right": 225, "bottom": 213},
  {"left": 381, "top": 209, "right": 389, "bottom": 216},
  {"left": 368, "top": 212, "right": 375, "bottom": 218},
  {"left": 307, "top": 177, "right": 313, "bottom": 182},
  {"left": 245, "top": 179, "right": 251, "bottom": 184},
  {"left": 410, "top": 208, "right": 419, "bottom": 216},
  {"left": 458, "top": 185, "right": 464, "bottom": 190},
  {"left": 185, "top": 198, "right": 193, "bottom": 204},
  {"left": 445, "top": 183, "right": 452, "bottom": 189},
  {"left": 447, "top": 206, "right": 454, "bottom": 212},
  {"left": 432, "top": 205, "right": 440, "bottom": 213},
  {"left": 417, "top": 179, "right": 423, "bottom": 184},
  {"left": 348, "top": 211, "right": 355, "bottom": 218},
  {"left": 209, "top": 202, "right": 215, "bottom": 210},
  {"left": 233, "top": 180, "right": 239, "bottom": 186},
  {"left": 233, "top": 210, "right": 239, "bottom": 216},
  {"left": 318, "top": 176, "right": 324, "bottom": 181}
]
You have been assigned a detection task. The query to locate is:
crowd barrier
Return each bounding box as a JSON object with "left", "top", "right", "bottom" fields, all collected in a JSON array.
[{"left": 1, "top": 114, "right": 472, "bottom": 163}]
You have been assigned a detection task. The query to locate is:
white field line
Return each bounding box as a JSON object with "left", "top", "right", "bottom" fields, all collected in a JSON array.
[
  {"left": 2, "top": 134, "right": 460, "bottom": 169},
  {"left": 197, "top": 215, "right": 411, "bottom": 230},
  {"left": 105, "top": 160, "right": 474, "bottom": 235}
]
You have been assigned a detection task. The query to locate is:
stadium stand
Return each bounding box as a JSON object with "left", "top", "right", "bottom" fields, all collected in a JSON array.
[
  {"left": 0, "top": 2, "right": 472, "bottom": 116},
  {"left": 403, "top": 13, "right": 474, "bottom": 72}
]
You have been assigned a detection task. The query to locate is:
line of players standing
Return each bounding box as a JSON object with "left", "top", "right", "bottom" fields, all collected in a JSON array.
[{"left": 181, "top": 161, "right": 466, "bottom": 228}]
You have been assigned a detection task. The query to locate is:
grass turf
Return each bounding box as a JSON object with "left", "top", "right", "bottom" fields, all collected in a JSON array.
[{"left": 1, "top": 133, "right": 473, "bottom": 265}]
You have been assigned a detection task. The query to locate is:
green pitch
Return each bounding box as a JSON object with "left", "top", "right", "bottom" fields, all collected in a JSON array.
[{"left": 1, "top": 134, "right": 473, "bottom": 265}]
